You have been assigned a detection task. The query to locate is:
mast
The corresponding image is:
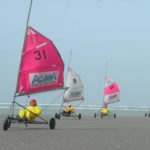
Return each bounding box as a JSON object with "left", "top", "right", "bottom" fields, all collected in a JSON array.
[
  {"left": 102, "top": 62, "right": 107, "bottom": 106},
  {"left": 68, "top": 51, "right": 72, "bottom": 70},
  {"left": 9, "top": 0, "right": 33, "bottom": 116},
  {"left": 64, "top": 50, "right": 72, "bottom": 94},
  {"left": 64, "top": 50, "right": 72, "bottom": 98},
  {"left": 59, "top": 51, "right": 72, "bottom": 113},
  {"left": 15, "top": 0, "right": 33, "bottom": 96}
]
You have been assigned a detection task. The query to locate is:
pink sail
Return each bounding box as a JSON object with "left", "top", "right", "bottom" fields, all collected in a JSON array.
[
  {"left": 17, "top": 27, "right": 64, "bottom": 95},
  {"left": 104, "top": 76, "right": 120, "bottom": 104},
  {"left": 104, "top": 82, "right": 119, "bottom": 95}
]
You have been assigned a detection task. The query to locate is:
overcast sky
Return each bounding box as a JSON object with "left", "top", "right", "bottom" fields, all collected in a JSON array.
[{"left": 0, "top": 0, "right": 150, "bottom": 107}]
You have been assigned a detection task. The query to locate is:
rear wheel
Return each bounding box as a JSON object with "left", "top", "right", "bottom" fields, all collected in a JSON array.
[
  {"left": 94, "top": 113, "right": 97, "bottom": 118},
  {"left": 78, "top": 113, "right": 81, "bottom": 120},
  {"left": 55, "top": 113, "right": 58, "bottom": 119},
  {"left": 101, "top": 113, "right": 103, "bottom": 118},
  {"left": 148, "top": 113, "right": 150, "bottom": 117},
  {"left": 145, "top": 113, "right": 147, "bottom": 117},
  {"left": 3, "top": 118, "right": 10, "bottom": 131},
  {"left": 57, "top": 114, "right": 60, "bottom": 119},
  {"left": 49, "top": 118, "right": 56, "bottom": 129}
]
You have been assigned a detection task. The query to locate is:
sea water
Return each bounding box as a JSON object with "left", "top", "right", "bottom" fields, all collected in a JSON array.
[{"left": 0, "top": 103, "right": 149, "bottom": 117}]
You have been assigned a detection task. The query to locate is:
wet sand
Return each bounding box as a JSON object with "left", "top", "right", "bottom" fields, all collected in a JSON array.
[{"left": 0, "top": 115, "right": 150, "bottom": 150}]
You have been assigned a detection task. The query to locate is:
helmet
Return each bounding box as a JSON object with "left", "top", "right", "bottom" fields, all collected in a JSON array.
[
  {"left": 103, "top": 102, "right": 107, "bottom": 108},
  {"left": 30, "top": 99, "right": 36, "bottom": 104},
  {"left": 68, "top": 103, "right": 71, "bottom": 107}
]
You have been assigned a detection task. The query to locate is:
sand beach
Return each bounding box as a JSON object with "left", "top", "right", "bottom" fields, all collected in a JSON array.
[{"left": 0, "top": 115, "right": 150, "bottom": 150}]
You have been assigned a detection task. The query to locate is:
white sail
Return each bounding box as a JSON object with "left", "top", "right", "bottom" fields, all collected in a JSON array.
[{"left": 63, "top": 67, "right": 84, "bottom": 102}]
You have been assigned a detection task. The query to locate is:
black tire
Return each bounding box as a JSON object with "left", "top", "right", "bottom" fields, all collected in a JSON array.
[
  {"left": 94, "top": 113, "right": 97, "bottom": 118},
  {"left": 114, "top": 113, "right": 116, "bottom": 118},
  {"left": 49, "top": 118, "right": 56, "bottom": 129},
  {"left": 8, "top": 119, "right": 11, "bottom": 128},
  {"left": 78, "top": 113, "right": 81, "bottom": 120},
  {"left": 3, "top": 118, "right": 9, "bottom": 131},
  {"left": 148, "top": 113, "right": 150, "bottom": 117},
  {"left": 145, "top": 113, "right": 147, "bottom": 117},
  {"left": 101, "top": 113, "right": 103, "bottom": 118},
  {"left": 57, "top": 114, "right": 60, "bottom": 119},
  {"left": 55, "top": 113, "right": 58, "bottom": 119}
]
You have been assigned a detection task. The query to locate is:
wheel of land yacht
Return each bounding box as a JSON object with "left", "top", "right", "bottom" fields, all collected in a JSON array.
[
  {"left": 57, "top": 114, "right": 60, "bottom": 119},
  {"left": 145, "top": 113, "right": 147, "bottom": 117},
  {"left": 49, "top": 118, "right": 56, "bottom": 129},
  {"left": 8, "top": 119, "right": 11, "bottom": 128},
  {"left": 94, "top": 113, "right": 97, "bottom": 118},
  {"left": 148, "top": 113, "right": 150, "bottom": 117},
  {"left": 101, "top": 113, "right": 103, "bottom": 118},
  {"left": 114, "top": 113, "right": 116, "bottom": 118},
  {"left": 78, "top": 113, "right": 81, "bottom": 120},
  {"left": 55, "top": 113, "right": 58, "bottom": 119},
  {"left": 3, "top": 117, "right": 10, "bottom": 131}
]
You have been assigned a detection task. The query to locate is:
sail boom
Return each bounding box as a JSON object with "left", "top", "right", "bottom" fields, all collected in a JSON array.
[
  {"left": 15, "top": 87, "right": 65, "bottom": 97},
  {"left": 104, "top": 99, "right": 119, "bottom": 105},
  {"left": 64, "top": 97, "right": 84, "bottom": 102}
]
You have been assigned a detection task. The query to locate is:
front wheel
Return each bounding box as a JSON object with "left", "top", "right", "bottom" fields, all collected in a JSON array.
[
  {"left": 78, "top": 113, "right": 81, "bottom": 120},
  {"left": 94, "top": 113, "right": 97, "bottom": 118},
  {"left": 145, "top": 113, "right": 147, "bottom": 117},
  {"left": 49, "top": 118, "right": 56, "bottom": 129}
]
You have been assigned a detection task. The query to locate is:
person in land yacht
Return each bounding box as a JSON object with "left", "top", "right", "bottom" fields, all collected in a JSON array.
[
  {"left": 17, "top": 98, "right": 42, "bottom": 122},
  {"left": 101, "top": 102, "right": 109, "bottom": 116},
  {"left": 63, "top": 103, "right": 75, "bottom": 115}
]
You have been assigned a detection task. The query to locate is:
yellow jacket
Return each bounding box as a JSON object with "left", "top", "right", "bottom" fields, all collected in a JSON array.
[
  {"left": 19, "top": 105, "right": 42, "bottom": 120},
  {"left": 101, "top": 107, "right": 109, "bottom": 115},
  {"left": 64, "top": 106, "right": 75, "bottom": 113}
]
